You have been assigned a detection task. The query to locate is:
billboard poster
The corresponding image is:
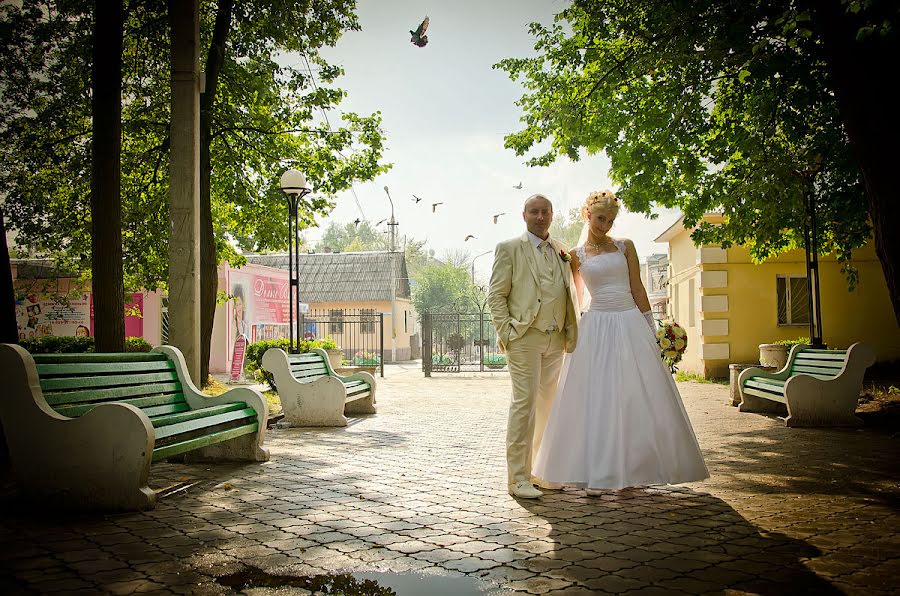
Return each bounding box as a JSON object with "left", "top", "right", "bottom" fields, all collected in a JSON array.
[
  {"left": 229, "top": 268, "right": 289, "bottom": 348},
  {"left": 15, "top": 292, "right": 144, "bottom": 340}
]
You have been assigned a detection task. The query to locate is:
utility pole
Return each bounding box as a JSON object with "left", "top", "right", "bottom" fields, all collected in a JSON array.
[{"left": 383, "top": 186, "right": 398, "bottom": 363}]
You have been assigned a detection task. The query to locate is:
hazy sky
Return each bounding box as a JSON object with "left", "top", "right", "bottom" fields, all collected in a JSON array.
[{"left": 284, "top": 0, "right": 679, "bottom": 283}]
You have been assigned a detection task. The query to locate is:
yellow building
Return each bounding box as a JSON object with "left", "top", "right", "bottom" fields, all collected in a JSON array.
[{"left": 656, "top": 214, "right": 900, "bottom": 378}]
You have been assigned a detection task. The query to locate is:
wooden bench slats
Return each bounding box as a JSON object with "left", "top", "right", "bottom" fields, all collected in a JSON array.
[
  {"left": 153, "top": 407, "right": 257, "bottom": 441},
  {"left": 32, "top": 352, "right": 169, "bottom": 363},
  {"left": 792, "top": 358, "right": 844, "bottom": 370},
  {"left": 790, "top": 365, "right": 841, "bottom": 377},
  {"left": 151, "top": 422, "right": 259, "bottom": 462},
  {"left": 794, "top": 352, "right": 847, "bottom": 362},
  {"left": 40, "top": 371, "right": 180, "bottom": 392},
  {"left": 742, "top": 387, "right": 788, "bottom": 403},
  {"left": 745, "top": 379, "right": 786, "bottom": 394},
  {"left": 53, "top": 397, "right": 188, "bottom": 418},
  {"left": 288, "top": 354, "right": 324, "bottom": 364},
  {"left": 290, "top": 362, "right": 329, "bottom": 372},
  {"left": 747, "top": 377, "right": 785, "bottom": 387},
  {"left": 43, "top": 382, "right": 184, "bottom": 406},
  {"left": 150, "top": 402, "right": 249, "bottom": 428},
  {"left": 35, "top": 361, "right": 175, "bottom": 376},
  {"left": 801, "top": 349, "right": 847, "bottom": 354}
]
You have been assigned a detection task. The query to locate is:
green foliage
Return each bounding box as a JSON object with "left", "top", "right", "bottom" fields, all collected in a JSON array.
[
  {"left": 0, "top": 1, "right": 389, "bottom": 290},
  {"left": 432, "top": 354, "right": 453, "bottom": 365},
  {"left": 19, "top": 335, "right": 95, "bottom": 354},
  {"left": 548, "top": 207, "right": 584, "bottom": 249},
  {"left": 674, "top": 371, "right": 728, "bottom": 385},
  {"left": 352, "top": 351, "right": 380, "bottom": 366},
  {"left": 19, "top": 335, "right": 154, "bottom": 354},
  {"left": 125, "top": 336, "right": 153, "bottom": 352},
  {"left": 773, "top": 337, "right": 811, "bottom": 348},
  {"left": 244, "top": 337, "right": 337, "bottom": 389},
  {"left": 482, "top": 353, "right": 507, "bottom": 369},
  {"left": 411, "top": 262, "right": 477, "bottom": 317},
  {"left": 496, "top": 0, "right": 873, "bottom": 270}
]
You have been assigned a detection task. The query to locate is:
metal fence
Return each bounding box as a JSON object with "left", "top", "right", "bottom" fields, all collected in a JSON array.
[
  {"left": 422, "top": 303, "right": 506, "bottom": 376},
  {"left": 302, "top": 309, "right": 384, "bottom": 377}
]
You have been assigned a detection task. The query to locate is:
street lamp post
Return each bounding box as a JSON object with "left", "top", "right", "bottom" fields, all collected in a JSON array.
[
  {"left": 383, "top": 186, "right": 398, "bottom": 363},
  {"left": 280, "top": 169, "right": 311, "bottom": 353},
  {"left": 471, "top": 249, "right": 493, "bottom": 284}
]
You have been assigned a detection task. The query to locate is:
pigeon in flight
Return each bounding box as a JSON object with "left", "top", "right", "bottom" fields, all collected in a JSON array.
[
  {"left": 464, "top": 235, "right": 477, "bottom": 242},
  {"left": 513, "top": 182, "right": 523, "bottom": 190},
  {"left": 410, "top": 16, "right": 429, "bottom": 48},
  {"left": 492, "top": 212, "right": 506, "bottom": 224},
  {"left": 412, "top": 195, "right": 423, "bottom": 203},
  {"left": 432, "top": 202, "right": 443, "bottom": 213},
  {"left": 353, "top": 218, "right": 361, "bottom": 227}
]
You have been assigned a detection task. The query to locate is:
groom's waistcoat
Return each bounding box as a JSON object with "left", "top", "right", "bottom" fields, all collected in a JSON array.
[{"left": 533, "top": 244, "right": 567, "bottom": 332}]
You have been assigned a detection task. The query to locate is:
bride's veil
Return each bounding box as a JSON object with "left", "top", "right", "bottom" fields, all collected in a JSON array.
[{"left": 574, "top": 222, "right": 591, "bottom": 313}]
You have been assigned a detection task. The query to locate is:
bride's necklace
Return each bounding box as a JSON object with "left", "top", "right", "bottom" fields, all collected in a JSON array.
[{"left": 585, "top": 236, "right": 613, "bottom": 251}]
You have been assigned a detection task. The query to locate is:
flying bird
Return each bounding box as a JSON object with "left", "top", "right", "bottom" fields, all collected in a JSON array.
[
  {"left": 353, "top": 218, "right": 361, "bottom": 227},
  {"left": 376, "top": 219, "right": 387, "bottom": 226},
  {"left": 410, "top": 16, "right": 429, "bottom": 48},
  {"left": 432, "top": 202, "right": 443, "bottom": 213},
  {"left": 464, "top": 235, "right": 477, "bottom": 242},
  {"left": 492, "top": 212, "right": 506, "bottom": 224},
  {"left": 513, "top": 182, "right": 523, "bottom": 190},
  {"left": 412, "top": 195, "right": 423, "bottom": 203}
]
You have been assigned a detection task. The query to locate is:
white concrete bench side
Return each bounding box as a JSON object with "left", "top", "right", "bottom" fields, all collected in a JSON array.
[{"left": 0, "top": 343, "right": 157, "bottom": 511}]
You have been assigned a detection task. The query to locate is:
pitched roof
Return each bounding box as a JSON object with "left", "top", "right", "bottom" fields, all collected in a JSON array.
[{"left": 245, "top": 251, "right": 411, "bottom": 303}]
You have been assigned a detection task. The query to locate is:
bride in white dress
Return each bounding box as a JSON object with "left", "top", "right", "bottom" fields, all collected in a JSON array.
[{"left": 533, "top": 190, "right": 708, "bottom": 491}]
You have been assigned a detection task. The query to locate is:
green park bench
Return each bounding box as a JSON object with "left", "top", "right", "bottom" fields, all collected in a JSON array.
[
  {"left": 262, "top": 347, "right": 376, "bottom": 427},
  {"left": 737, "top": 342, "right": 875, "bottom": 427},
  {"left": 0, "top": 344, "right": 269, "bottom": 511}
]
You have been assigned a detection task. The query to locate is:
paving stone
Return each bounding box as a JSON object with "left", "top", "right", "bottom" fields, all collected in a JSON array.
[{"left": 0, "top": 369, "right": 897, "bottom": 594}]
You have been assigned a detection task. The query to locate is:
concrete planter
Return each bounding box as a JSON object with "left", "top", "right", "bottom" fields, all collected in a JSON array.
[
  {"left": 326, "top": 349, "right": 343, "bottom": 371},
  {"left": 758, "top": 344, "right": 789, "bottom": 370},
  {"left": 729, "top": 363, "right": 777, "bottom": 406}
]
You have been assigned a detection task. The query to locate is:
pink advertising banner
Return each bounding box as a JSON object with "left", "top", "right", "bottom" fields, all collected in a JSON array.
[
  {"left": 229, "top": 269, "right": 289, "bottom": 346},
  {"left": 16, "top": 291, "right": 144, "bottom": 340}
]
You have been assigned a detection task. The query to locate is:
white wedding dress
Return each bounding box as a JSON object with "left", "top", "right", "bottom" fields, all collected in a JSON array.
[{"left": 533, "top": 240, "right": 709, "bottom": 490}]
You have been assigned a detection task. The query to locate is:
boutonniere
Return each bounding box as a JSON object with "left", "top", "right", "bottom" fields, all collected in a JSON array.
[{"left": 559, "top": 249, "right": 572, "bottom": 263}]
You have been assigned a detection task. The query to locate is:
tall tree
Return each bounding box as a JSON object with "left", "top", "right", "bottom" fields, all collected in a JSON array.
[
  {"left": 91, "top": 0, "right": 125, "bottom": 351},
  {"left": 0, "top": 2, "right": 389, "bottom": 376},
  {"left": 497, "top": 0, "right": 899, "bottom": 323}
]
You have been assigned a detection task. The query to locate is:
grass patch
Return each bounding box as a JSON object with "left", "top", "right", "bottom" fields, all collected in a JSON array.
[
  {"left": 200, "top": 378, "right": 283, "bottom": 416},
  {"left": 674, "top": 371, "right": 728, "bottom": 385}
]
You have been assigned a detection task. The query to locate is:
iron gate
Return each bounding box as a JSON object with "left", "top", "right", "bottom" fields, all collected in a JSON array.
[{"left": 422, "top": 301, "right": 507, "bottom": 375}]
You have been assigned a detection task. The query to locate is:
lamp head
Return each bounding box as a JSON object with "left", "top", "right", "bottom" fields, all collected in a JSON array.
[{"left": 280, "top": 169, "right": 309, "bottom": 195}]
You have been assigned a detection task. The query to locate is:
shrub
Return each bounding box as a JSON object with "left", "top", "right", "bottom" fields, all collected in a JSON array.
[
  {"left": 482, "top": 353, "right": 507, "bottom": 369},
  {"left": 773, "top": 337, "right": 810, "bottom": 348},
  {"left": 432, "top": 354, "right": 452, "bottom": 365},
  {"left": 352, "top": 351, "right": 381, "bottom": 366},
  {"left": 245, "top": 337, "right": 341, "bottom": 390},
  {"left": 19, "top": 335, "right": 95, "bottom": 353},
  {"left": 125, "top": 336, "right": 152, "bottom": 352}
]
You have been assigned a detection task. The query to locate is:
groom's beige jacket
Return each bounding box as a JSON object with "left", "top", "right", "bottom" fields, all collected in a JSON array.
[{"left": 488, "top": 233, "right": 578, "bottom": 353}]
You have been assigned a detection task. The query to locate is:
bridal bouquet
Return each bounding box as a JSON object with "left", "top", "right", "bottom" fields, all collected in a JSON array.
[{"left": 656, "top": 320, "right": 687, "bottom": 373}]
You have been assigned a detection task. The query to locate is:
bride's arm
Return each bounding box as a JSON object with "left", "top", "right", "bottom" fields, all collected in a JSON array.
[
  {"left": 623, "top": 239, "right": 652, "bottom": 313},
  {"left": 570, "top": 253, "right": 585, "bottom": 311}
]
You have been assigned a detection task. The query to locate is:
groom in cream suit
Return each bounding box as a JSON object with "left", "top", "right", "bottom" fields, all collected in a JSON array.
[{"left": 488, "top": 194, "right": 578, "bottom": 499}]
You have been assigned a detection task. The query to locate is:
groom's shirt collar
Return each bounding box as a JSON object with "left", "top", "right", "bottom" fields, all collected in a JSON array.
[{"left": 527, "top": 231, "right": 551, "bottom": 249}]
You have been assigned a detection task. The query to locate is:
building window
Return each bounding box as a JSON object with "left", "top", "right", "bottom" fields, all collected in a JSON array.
[
  {"left": 360, "top": 308, "right": 376, "bottom": 334},
  {"left": 777, "top": 276, "right": 809, "bottom": 325},
  {"left": 329, "top": 309, "right": 344, "bottom": 334}
]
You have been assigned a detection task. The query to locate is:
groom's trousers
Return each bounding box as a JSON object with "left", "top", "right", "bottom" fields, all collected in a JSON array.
[{"left": 505, "top": 327, "right": 566, "bottom": 488}]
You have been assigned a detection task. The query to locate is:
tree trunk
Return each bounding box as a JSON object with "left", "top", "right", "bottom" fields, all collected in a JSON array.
[
  {"left": 809, "top": 0, "right": 900, "bottom": 326},
  {"left": 91, "top": 0, "right": 125, "bottom": 352},
  {"left": 200, "top": 0, "right": 234, "bottom": 384},
  {"left": 0, "top": 207, "right": 17, "bottom": 344}
]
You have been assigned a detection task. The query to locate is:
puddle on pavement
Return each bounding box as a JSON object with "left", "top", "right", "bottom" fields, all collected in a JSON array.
[{"left": 216, "top": 565, "right": 501, "bottom": 595}]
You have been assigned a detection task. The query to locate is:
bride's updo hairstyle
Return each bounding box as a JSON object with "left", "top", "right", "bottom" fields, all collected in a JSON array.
[{"left": 580, "top": 190, "right": 619, "bottom": 222}]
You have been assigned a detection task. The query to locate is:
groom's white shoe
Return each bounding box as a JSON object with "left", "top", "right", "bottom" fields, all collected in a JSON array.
[{"left": 509, "top": 481, "right": 543, "bottom": 499}]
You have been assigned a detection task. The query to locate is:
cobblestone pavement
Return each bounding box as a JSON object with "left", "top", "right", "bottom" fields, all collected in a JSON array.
[{"left": 1, "top": 363, "right": 899, "bottom": 595}]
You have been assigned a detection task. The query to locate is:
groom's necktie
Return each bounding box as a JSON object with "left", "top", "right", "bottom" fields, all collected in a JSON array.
[{"left": 540, "top": 241, "right": 554, "bottom": 268}]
